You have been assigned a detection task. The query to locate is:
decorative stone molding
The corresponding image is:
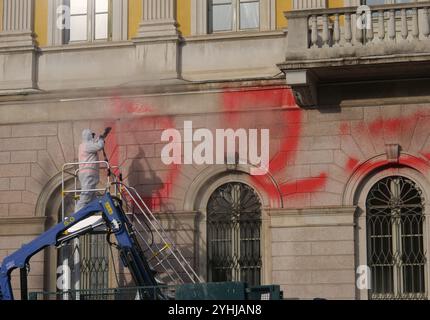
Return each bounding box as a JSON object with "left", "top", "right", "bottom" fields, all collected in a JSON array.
[
  {"left": 293, "top": 0, "right": 327, "bottom": 10},
  {"left": 342, "top": 153, "right": 430, "bottom": 206},
  {"left": 132, "top": 0, "right": 181, "bottom": 80},
  {"left": 183, "top": 164, "right": 281, "bottom": 211},
  {"left": 135, "top": 0, "right": 179, "bottom": 41},
  {"left": 284, "top": 70, "right": 318, "bottom": 108},
  {"left": 0, "top": 0, "right": 37, "bottom": 92},
  {"left": 385, "top": 144, "right": 400, "bottom": 162},
  {"left": 0, "top": 0, "right": 36, "bottom": 48}
]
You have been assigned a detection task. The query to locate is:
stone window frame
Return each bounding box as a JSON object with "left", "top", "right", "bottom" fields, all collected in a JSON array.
[
  {"left": 191, "top": 0, "right": 277, "bottom": 36},
  {"left": 183, "top": 164, "right": 276, "bottom": 284},
  {"left": 346, "top": 164, "right": 430, "bottom": 300},
  {"left": 47, "top": 0, "right": 128, "bottom": 46}
]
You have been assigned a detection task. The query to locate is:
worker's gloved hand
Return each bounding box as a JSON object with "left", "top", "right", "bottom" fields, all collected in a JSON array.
[{"left": 100, "top": 127, "right": 112, "bottom": 139}]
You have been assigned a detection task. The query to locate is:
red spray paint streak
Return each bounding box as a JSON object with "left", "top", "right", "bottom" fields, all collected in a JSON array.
[
  {"left": 345, "top": 156, "right": 430, "bottom": 179},
  {"left": 108, "top": 96, "right": 180, "bottom": 211},
  {"left": 222, "top": 88, "right": 328, "bottom": 201},
  {"left": 108, "top": 88, "right": 330, "bottom": 210},
  {"left": 340, "top": 111, "right": 430, "bottom": 175}
]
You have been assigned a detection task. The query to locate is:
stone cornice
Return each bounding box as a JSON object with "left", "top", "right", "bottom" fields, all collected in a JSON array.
[{"left": 0, "top": 79, "right": 287, "bottom": 104}]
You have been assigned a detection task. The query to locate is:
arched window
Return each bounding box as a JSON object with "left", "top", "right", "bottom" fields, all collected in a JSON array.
[
  {"left": 206, "top": 182, "right": 262, "bottom": 286},
  {"left": 58, "top": 183, "right": 110, "bottom": 295},
  {"left": 366, "top": 176, "right": 426, "bottom": 299}
]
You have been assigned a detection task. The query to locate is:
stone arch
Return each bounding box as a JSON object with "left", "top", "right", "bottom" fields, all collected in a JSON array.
[
  {"left": 343, "top": 153, "right": 430, "bottom": 300},
  {"left": 342, "top": 153, "right": 430, "bottom": 206},
  {"left": 35, "top": 172, "right": 75, "bottom": 293},
  {"left": 184, "top": 164, "right": 282, "bottom": 212}
]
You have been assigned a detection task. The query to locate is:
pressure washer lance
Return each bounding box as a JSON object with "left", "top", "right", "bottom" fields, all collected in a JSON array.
[{"left": 100, "top": 127, "right": 112, "bottom": 178}]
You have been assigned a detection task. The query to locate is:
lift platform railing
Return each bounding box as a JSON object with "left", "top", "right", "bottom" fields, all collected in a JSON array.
[
  {"left": 117, "top": 183, "right": 203, "bottom": 286},
  {"left": 61, "top": 161, "right": 120, "bottom": 220},
  {"left": 60, "top": 160, "right": 121, "bottom": 298},
  {"left": 60, "top": 161, "right": 201, "bottom": 291}
]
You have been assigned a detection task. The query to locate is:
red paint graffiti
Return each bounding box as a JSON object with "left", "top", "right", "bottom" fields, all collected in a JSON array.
[
  {"left": 340, "top": 111, "right": 430, "bottom": 175},
  {"left": 107, "top": 96, "right": 180, "bottom": 211},
  {"left": 223, "top": 87, "right": 328, "bottom": 202},
  {"left": 108, "top": 87, "right": 330, "bottom": 211}
]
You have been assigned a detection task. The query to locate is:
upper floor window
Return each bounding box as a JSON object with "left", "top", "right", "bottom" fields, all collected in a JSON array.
[
  {"left": 209, "top": 0, "right": 260, "bottom": 33},
  {"left": 65, "top": 0, "right": 112, "bottom": 44}
]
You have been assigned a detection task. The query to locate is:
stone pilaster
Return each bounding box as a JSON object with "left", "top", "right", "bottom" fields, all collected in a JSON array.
[
  {"left": 0, "top": 0, "right": 36, "bottom": 47},
  {"left": 132, "top": 0, "right": 181, "bottom": 80},
  {"left": 0, "top": 0, "right": 37, "bottom": 92},
  {"left": 135, "top": 0, "right": 179, "bottom": 40}
]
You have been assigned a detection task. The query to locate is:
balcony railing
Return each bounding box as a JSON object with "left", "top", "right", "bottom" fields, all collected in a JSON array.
[
  {"left": 280, "top": 2, "right": 430, "bottom": 107},
  {"left": 286, "top": 2, "right": 430, "bottom": 52}
]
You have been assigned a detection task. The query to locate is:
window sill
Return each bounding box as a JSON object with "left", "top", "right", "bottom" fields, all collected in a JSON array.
[
  {"left": 40, "top": 40, "right": 134, "bottom": 53},
  {"left": 184, "top": 29, "right": 287, "bottom": 42}
]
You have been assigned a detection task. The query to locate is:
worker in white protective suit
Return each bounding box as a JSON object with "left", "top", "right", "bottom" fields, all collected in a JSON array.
[{"left": 75, "top": 128, "right": 109, "bottom": 211}]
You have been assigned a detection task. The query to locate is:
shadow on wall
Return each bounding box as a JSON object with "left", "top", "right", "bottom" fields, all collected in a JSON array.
[
  {"left": 127, "top": 147, "right": 167, "bottom": 212},
  {"left": 125, "top": 146, "right": 202, "bottom": 282}
]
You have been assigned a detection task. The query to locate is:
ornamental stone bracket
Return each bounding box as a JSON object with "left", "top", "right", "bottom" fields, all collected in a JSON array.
[{"left": 283, "top": 69, "right": 318, "bottom": 108}]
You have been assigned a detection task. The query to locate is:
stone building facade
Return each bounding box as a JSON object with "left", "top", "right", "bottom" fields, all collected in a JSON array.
[{"left": 1, "top": 0, "right": 430, "bottom": 300}]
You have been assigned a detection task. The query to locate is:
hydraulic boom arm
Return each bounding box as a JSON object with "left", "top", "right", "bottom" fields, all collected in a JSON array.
[{"left": 0, "top": 193, "right": 161, "bottom": 300}]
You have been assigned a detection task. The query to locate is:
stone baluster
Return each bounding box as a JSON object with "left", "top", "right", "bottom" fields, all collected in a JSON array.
[
  {"left": 345, "top": 13, "right": 352, "bottom": 46},
  {"left": 356, "top": 12, "right": 363, "bottom": 45},
  {"left": 422, "top": 8, "right": 430, "bottom": 38},
  {"left": 322, "top": 14, "right": 329, "bottom": 47},
  {"left": 388, "top": 9, "right": 396, "bottom": 41},
  {"left": 366, "top": 11, "right": 374, "bottom": 44},
  {"left": 412, "top": 8, "right": 419, "bottom": 40},
  {"left": 401, "top": 9, "right": 408, "bottom": 40},
  {"left": 311, "top": 15, "right": 318, "bottom": 48},
  {"left": 378, "top": 10, "right": 385, "bottom": 42},
  {"left": 333, "top": 14, "right": 340, "bottom": 47}
]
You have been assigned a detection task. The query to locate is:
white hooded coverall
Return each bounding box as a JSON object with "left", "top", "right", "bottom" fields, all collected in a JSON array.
[{"left": 76, "top": 129, "right": 105, "bottom": 211}]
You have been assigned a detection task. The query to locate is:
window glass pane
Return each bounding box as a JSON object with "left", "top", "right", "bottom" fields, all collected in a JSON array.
[
  {"left": 96, "top": 0, "right": 109, "bottom": 13},
  {"left": 240, "top": 1, "right": 259, "bottom": 29},
  {"left": 70, "top": 15, "right": 87, "bottom": 41},
  {"left": 70, "top": 0, "right": 87, "bottom": 14},
  {"left": 95, "top": 13, "right": 108, "bottom": 40},
  {"left": 212, "top": 4, "right": 232, "bottom": 32}
]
